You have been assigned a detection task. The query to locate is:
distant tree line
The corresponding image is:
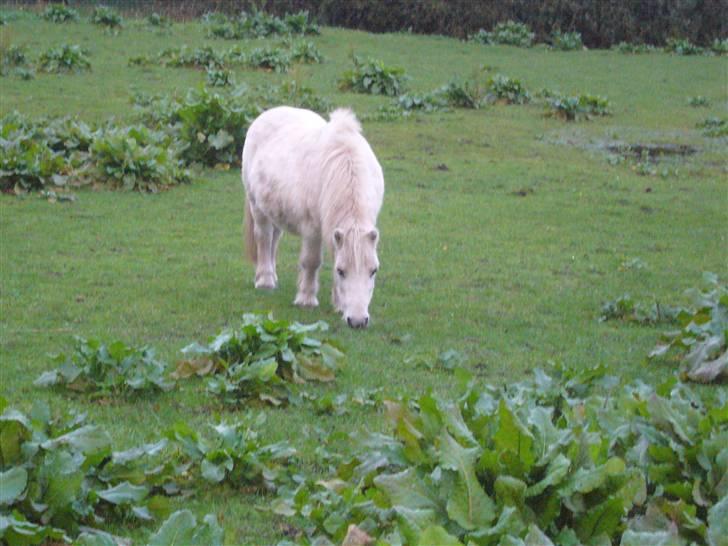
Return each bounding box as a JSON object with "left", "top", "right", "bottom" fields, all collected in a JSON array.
[{"left": 6, "top": 0, "right": 727, "bottom": 47}]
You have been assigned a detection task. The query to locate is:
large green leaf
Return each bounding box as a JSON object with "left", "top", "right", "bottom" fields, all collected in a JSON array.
[
  {"left": 0, "top": 467, "right": 27, "bottom": 506},
  {"left": 418, "top": 525, "right": 463, "bottom": 546},
  {"left": 707, "top": 495, "right": 728, "bottom": 546},
  {"left": 440, "top": 431, "right": 495, "bottom": 529},
  {"left": 494, "top": 399, "right": 535, "bottom": 475},
  {"left": 147, "top": 510, "right": 223, "bottom": 546},
  {"left": 96, "top": 481, "right": 148, "bottom": 505}
]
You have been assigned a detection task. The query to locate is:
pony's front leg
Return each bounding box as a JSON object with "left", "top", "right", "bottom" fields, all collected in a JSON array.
[
  {"left": 294, "top": 235, "right": 321, "bottom": 307},
  {"left": 253, "top": 214, "right": 277, "bottom": 290}
]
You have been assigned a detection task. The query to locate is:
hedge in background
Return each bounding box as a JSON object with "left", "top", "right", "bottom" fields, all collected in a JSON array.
[{"left": 19, "top": 0, "right": 726, "bottom": 48}]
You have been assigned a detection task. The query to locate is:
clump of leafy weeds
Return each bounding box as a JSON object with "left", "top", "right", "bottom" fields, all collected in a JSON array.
[
  {"left": 396, "top": 90, "right": 449, "bottom": 112},
  {"left": 203, "top": 8, "right": 318, "bottom": 40},
  {"left": 0, "top": 44, "right": 33, "bottom": 78},
  {"left": 90, "top": 5, "right": 123, "bottom": 32},
  {"left": 550, "top": 30, "right": 583, "bottom": 50},
  {"left": 34, "top": 336, "right": 176, "bottom": 394},
  {"left": 247, "top": 46, "right": 291, "bottom": 72},
  {"left": 438, "top": 76, "right": 488, "bottom": 109},
  {"left": 665, "top": 38, "right": 704, "bottom": 55},
  {"left": 649, "top": 272, "right": 727, "bottom": 382},
  {"left": 273, "top": 364, "right": 728, "bottom": 544},
  {"left": 697, "top": 117, "right": 728, "bottom": 137},
  {"left": 338, "top": 55, "right": 408, "bottom": 96},
  {"left": 687, "top": 95, "right": 710, "bottom": 107},
  {"left": 148, "top": 510, "right": 223, "bottom": 545},
  {"left": 90, "top": 125, "right": 190, "bottom": 191},
  {"left": 165, "top": 414, "right": 297, "bottom": 490},
  {"left": 175, "top": 313, "right": 345, "bottom": 406},
  {"left": 158, "top": 45, "right": 227, "bottom": 69},
  {"left": 487, "top": 73, "right": 531, "bottom": 104},
  {"left": 41, "top": 3, "right": 79, "bottom": 23},
  {"left": 470, "top": 20, "right": 535, "bottom": 47},
  {"left": 206, "top": 65, "right": 234, "bottom": 87},
  {"left": 546, "top": 93, "right": 611, "bottom": 120},
  {"left": 37, "top": 44, "right": 91, "bottom": 73},
  {"left": 599, "top": 294, "right": 685, "bottom": 324},
  {"left": 711, "top": 38, "right": 728, "bottom": 55},
  {"left": 145, "top": 12, "right": 172, "bottom": 29},
  {"left": 0, "top": 398, "right": 180, "bottom": 543},
  {"left": 288, "top": 40, "right": 323, "bottom": 64},
  {"left": 612, "top": 42, "right": 657, "bottom": 54}
]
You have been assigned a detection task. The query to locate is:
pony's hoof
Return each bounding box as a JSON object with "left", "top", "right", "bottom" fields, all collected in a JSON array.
[
  {"left": 255, "top": 274, "right": 277, "bottom": 290},
  {"left": 294, "top": 294, "right": 319, "bottom": 307}
]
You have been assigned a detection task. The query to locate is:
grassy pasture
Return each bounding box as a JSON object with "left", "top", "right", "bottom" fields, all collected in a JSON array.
[{"left": 1, "top": 9, "right": 727, "bottom": 543}]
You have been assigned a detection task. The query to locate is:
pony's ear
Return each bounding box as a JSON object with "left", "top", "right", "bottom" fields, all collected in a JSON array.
[
  {"left": 367, "top": 229, "right": 379, "bottom": 245},
  {"left": 333, "top": 229, "right": 344, "bottom": 249}
]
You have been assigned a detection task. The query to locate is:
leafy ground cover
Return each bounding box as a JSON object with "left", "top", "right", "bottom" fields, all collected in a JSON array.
[{"left": 0, "top": 8, "right": 726, "bottom": 544}]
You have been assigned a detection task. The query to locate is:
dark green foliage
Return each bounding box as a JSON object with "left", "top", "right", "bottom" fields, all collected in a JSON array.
[
  {"left": 273, "top": 364, "right": 728, "bottom": 544},
  {"left": 546, "top": 93, "right": 611, "bottom": 121},
  {"left": 90, "top": 5, "right": 123, "bottom": 31},
  {"left": 165, "top": 415, "right": 296, "bottom": 490},
  {"left": 41, "top": 4, "right": 79, "bottom": 23},
  {"left": 649, "top": 273, "right": 727, "bottom": 382},
  {"left": 148, "top": 510, "right": 223, "bottom": 546},
  {"left": 665, "top": 38, "right": 705, "bottom": 55},
  {"left": 37, "top": 44, "right": 91, "bottom": 73},
  {"left": 90, "top": 125, "right": 190, "bottom": 191},
  {"left": 612, "top": 42, "right": 658, "bottom": 54},
  {"left": 0, "top": 399, "right": 177, "bottom": 543},
  {"left": 146, "top": 12, "right": 171, "bottom": 29},
  {"left": 34, "top": 336, "right": 176, "bottom": 394},
  {"left": 438, "top": 75, "right": 490, "bottom": 109},
  {"left": 551, "top": 30, "right": 583, "bottom": 50},
  {"left": 158, "top": 45, "right": 227, "bottom": 69},
  {"left": 338, "top": 55, "right": 408, "bottom": 96},
  {"left": 206, "top": 66, "right": 234, "bottom": 87},
  {"left": 288, "top": 40, "right": 323, "bottom": 64},
  {"left": 0, "top": 44, "right": 32, "bottom": 78},
  {"left": 396, "top": 91, "right": 449, "bottom": 112},
  {"left": 470, "top": 20, "right": 535, "bottom": 47},
  {"left": 487, "top": 74, "right": 530, "bottom": 104},
  {"left": 697, "top": 117, "right": 728, "bottom": 137},
  {"left": 203, "top": 9, "right": 318, "bottom": 40},
  {"left": 687, "top": 95, "right": 710, "bottom": 107},
  {"left": 176, "top": 314, "right": 345, "bottom": 406},
  {"left": 599, "top": 295, "right": 685, "bottom": 325},
  {"left": 712, "top": 38, "right": 728, "bottom": 55},
  {"left": 247, "top": 46, "right": 291, "bottom": 72}
]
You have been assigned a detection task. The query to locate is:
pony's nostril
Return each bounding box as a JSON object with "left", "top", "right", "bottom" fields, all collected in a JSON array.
[{"left": 363, "top": 317, "right": 369, "bottom": 327}]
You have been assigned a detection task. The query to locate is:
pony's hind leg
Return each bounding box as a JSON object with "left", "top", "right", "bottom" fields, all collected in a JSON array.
[
  {"left": 252, "top": 211, "right": 278, "bottom": 290},
  {"left": 270, "top": 226, "right": 282, "bottom": 285},
  {"left": 294, "top": 235, "right": 322, "bottom": 307}
]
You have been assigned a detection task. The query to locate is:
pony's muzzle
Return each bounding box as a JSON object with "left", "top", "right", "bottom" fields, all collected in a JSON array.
[{"left": 346, "top": 315, "right": 369, "bottom": 329}]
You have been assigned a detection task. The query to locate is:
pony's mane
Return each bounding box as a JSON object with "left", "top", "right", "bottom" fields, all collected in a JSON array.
[{"left": 319, "top": 109, "right": 373, "bottom": 241}]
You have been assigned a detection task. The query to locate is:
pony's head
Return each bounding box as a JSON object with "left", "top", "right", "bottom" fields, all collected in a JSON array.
[{"left": 331, "top": 226, "right": 379, "bottom": 328}]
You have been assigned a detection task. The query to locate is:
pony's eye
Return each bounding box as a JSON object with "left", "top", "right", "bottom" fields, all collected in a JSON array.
[
  {"left": 370, "top": 268, "right": 378, "bottom": 278},
  {"left": 336, "top": 268, "right": 346, "bottom": 278}
]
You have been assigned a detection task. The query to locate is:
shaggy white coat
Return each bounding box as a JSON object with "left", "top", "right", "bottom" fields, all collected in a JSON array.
[{"left": 242, "top": 106, "right": 384, "bottom": 328}]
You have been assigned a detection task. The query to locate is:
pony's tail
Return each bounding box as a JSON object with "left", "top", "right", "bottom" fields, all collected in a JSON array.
[
  {"left": 327, "top": 108, "right": 362, "bottom": 135},
  {"left": 244, "top": 195, "right": 257, "bottom": 264}
]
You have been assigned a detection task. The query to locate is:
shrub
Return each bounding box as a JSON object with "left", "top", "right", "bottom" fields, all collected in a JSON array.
[
  {"left": 37, "top": 44, "right": 91, "bottom": 73},
  {"left": 470, "top": 20, "right": 534, "bottom": 47},
  {"left": 90, "top": 125, "right": 190, "bottom": 191},
  {"left": 90, "top": 5, "right": 123, "bottom": 31},
  {"left": 338, "top": 55, "right": 408, "bottom": 96},
  {"left": 206, "top": 66, "right": 234, "bottom": 87},
  {"left": 438, "top": 78, "right": 488, "bottom": 109},
  {"left": 665, "top": 38, "right": 704, "bottom": 55},
  {"left": 41, "top": 3, "right": 79, "bottom": 23},
  {"left": 158, "top": 46, "right": 227, "bottom": 69},
  {"left": 546, "top": 93, "right": 611, "bottom": 121},
  {"left": 1, "top": 44, "right": 30, "bottom": 77},
  {"left": 551, "top": 29, "right": 583, "bottom": 50},
  {"left": 35, "top": 336, "right": 175, "bottom": 394},
  {"left": 697, "top": 117, "right": 728, "bottom": 137},
  {"left": 204, "top": 9, "right": 319, "bottom": 40},
  {"left": 487, "top": 74, "right": 530, "bottom": 104},
  {"left": 612, "top": 42, "right": 657, "bottom": 54},
  {"left": 247, "top": 46, "right": 291, "bottom": 72}
]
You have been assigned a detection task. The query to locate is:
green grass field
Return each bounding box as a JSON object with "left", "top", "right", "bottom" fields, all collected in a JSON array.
[{"left": 1, "top": 9, "right": 726, "bottom": 544}]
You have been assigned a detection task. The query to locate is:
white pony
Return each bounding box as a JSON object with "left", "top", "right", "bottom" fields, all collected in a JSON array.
[{"left": 242, "top": 106, "right": 384, "bottom": 328}]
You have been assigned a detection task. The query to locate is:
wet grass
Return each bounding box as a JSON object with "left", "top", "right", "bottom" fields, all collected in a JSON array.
[{"left": 1, "top": 8, "right": 726, "bottom": 544}]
